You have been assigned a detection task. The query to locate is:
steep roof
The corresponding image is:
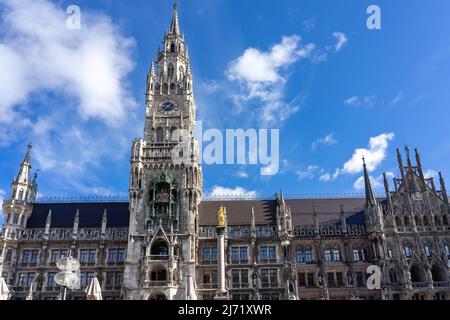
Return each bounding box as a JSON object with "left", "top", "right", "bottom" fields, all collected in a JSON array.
[
  {"left": 27, "top": 202, "right": 130, "bottom": 229},
  {"left": 26, "top": 198, "right": 367, "bottom": 229},
  {"left": 199, "top": 198, "right": 366, "bottom": 226}
]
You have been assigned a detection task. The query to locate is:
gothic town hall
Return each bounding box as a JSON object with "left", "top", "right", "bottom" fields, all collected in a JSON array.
[{"left": 1, "top": 5, "right": 449, "bottom": 301}]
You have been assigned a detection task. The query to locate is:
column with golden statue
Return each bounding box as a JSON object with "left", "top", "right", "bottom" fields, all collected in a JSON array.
[{"left": 214, "top": 205, "right": 230, "bottom": 300}]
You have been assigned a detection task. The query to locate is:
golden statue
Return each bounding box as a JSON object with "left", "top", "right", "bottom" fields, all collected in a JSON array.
[{"left": 217, "top": 205, "right": 225, "bottom": 228}]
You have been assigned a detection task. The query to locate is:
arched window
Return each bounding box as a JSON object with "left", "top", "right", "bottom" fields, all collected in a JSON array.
[
  {"left": 423, "top": 242, "right": 432, "bottom": 257},
  {"left": 168, "top": 64, "right": 175, "bottom": 80},
  {"left": 435, "top": 215, "right": 441, "bottom": 225},
  {"left": 403, "top": 243, "right": 413, "bottom": 258},
  {"left": 170, "top": 82, "right": 176, "bottom": 93},
  {"left": 395, "top": 216, "right": 402, "bottom": 227},
  {"left": 415, "top": 215, "right": 421, "bottom": 226},
  {"left": 389, "top": 269, "right": 398, "bottom": 284},
  {"left": 431, "top": 265, "right": 447, "bottom": 282},
  {"left": 404, "top": 216, "right": 410, "bottom": 226},
  {"left": 423, "top": 216, "right": 429, "bottom": 226},
  {"left": 410, "top": 265, "right": 426, "bottom": 283},
  {"left": 443, "top": 215, "right": 448, "bottom": 226},
  {"left": 151, "top": 239, "right": 169, "bottom": 257},
  {"left": 162, "top": 83, "right": 168, "bottom": 94},
  {"left": 155, "top": 83, "right": 161, "bottom": 93},
  {"left": 156, "top": 127, "right": 164, "bottom": 143},
  {"left": 170, "top": 42, "right": 175, "bottom": 53}
]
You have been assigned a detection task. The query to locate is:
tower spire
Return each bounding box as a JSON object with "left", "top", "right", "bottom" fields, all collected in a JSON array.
[
  {"left": 363, "top": 157, "right": 376, "bottom": 207},
  {"left": 169, "top": 1, "right": 180, "bottom": 34},
  {"left": 17, "top": 143, "right": 32, "bottom": 183}
]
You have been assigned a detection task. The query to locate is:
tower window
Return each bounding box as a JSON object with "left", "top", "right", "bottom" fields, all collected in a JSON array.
[
  {"left": 156, "top": 127, "right": 164, "bottom": 143},
  {"left": 162, "top": 83, "right": 168, "bottom": 94},
  {"left": 170, "top": 42, "right": 175, "bottom": 53},
  {"left": 168, "top": 64, "right": 175, "bottom": 80}
]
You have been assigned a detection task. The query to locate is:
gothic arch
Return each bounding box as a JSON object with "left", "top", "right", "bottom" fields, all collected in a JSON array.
[
  {"left": 410, "top": 264, "right": 426, "bottom": 283},
  {"left": 431, "top": 264, "right": 447, "bottom": 282},
  {"left": 162, "top": 83, "right": 168, "bottom": 94},
  {"left": 414, "top": 215, "right": 421, "bottom": 226}
]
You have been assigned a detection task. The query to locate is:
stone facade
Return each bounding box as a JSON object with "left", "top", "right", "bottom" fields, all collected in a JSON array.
[{"left": 0, "top": 4, "right": 449, "bottom": 301}]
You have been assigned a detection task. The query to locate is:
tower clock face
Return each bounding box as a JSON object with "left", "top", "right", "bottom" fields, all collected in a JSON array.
[{"left": 159, "top": 100, "right": 178, "bottom": 115}]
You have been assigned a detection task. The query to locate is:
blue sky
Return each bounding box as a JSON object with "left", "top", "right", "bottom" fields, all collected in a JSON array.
[{"left": 1, "top": 0, "right": 450, "bottom": 226}]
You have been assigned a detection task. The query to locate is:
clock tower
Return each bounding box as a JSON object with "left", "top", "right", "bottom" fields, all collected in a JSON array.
[{"left": 123, "top": 3, "right": 202, "bottom": 300}]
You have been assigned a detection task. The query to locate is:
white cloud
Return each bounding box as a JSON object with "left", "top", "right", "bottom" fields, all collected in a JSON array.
[
  {"left": 235, "top": 170, "right": 249, "bottom": 178},
  {"left": 343, "top": 133, "right": 395, "bottom": 174},
  {"left": 319, "top": 169, "right": 340, "bottom": 182},
  {"left": 0, "top": 0, "right": 136, "bottom": 126},
  {"left": 333, "top": 32, "right": 348, "bottom": 52},
  {"left": 390, "top": 91, "right": 403, "bottom": 106},
  {"left": 297, "top": 165, "right": 320, "bottom": 180},
  {"left": 209, "top": 186, "right": 257, "bottom": 198},
  {"left": 424, "top": 169, "right": 438, "bottom": 179},
  {"left": 312, "top": 133, "right": 338, "bottom": 150},
  {"left": 0, "top": 0, "right": 140, "bottom": 195},
  {"left": 353, "top": 172, "right": 394, "bottom": 191},
  {"left": 344, "top": 95, "right": 376, "bottom": 108},
  {"left": 227, "top": 35, "right": 314, "bottom": 83},
  {"left": 302, "top": 18, "right": 316, "bottom": 31},
  {"left": 345, "top": 96, "right": 360, "bottom": 106},
  {"left": 227, "top": 35, "right": 314, "bottom": 126}
]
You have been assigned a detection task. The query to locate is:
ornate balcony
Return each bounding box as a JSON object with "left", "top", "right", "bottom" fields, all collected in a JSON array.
[
  {"left": 433, "top": 281, "right": 449, "bottom": 287},
  {"left": 412, "top": 281, "right": 428, "bottom": 288}
]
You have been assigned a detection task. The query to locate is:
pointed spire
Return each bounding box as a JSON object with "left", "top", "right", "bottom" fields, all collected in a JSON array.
[
  {"left": 169, "top": 2, "right": 180, "bottom": 34},
  {"left": 415, "top": 148, "right": 426, "bottom": 190},
  {"left": 439, "top": 172, "right": 449, "bottom": 206},
  {"left": 24, "top": 143, "right": 32, "bottom": 164},
  {"left": 17, "top": 143, "right": 32, "bottom": 183},
  {"left": 150, "top": 60, "right": 155, "bottom": 76},
  {"left": 363, "top": 157, "right": 376, "bottom": 207},
  {"left": 396, "top": 148, "right": 406, "bottom": 182},
  {"left": 405, "top": 145, "right": 413, "bottom": 170}
]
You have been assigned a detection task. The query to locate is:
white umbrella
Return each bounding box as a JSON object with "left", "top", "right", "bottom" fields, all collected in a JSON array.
[
  {"left": 0, "top": 277, "right": 10, "bottom": 300},
  {"left": 85, "top": 277, "right": 102, "bottom": 300},
  {"left": 26, "top": 283, "right": 33, "bottom": 300}
]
